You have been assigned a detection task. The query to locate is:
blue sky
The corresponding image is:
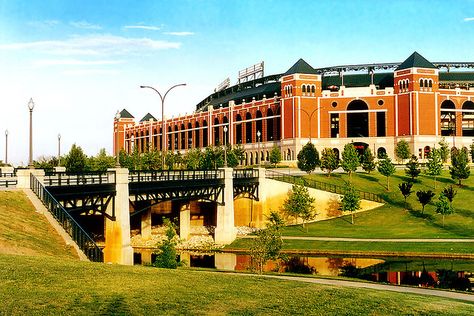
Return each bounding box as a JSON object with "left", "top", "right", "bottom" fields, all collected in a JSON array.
[{"left": 0, "top": 0, "right": 473, "bottom": 165}]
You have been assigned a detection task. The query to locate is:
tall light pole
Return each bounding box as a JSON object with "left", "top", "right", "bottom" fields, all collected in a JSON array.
[
  {"left": 28, "top": 98, "right": 35, "bottom": 168},
  {"left": 115, "top": 111, "right": 121, "bottom": 167},
  {"left": 57, "top": 133, "right": 61, "bottom": 166},
  {"left": 223, "top": 125, "right": 228, "bottom": 167},
  {"left": 4, "top": 129, "right": 8, "bottom": 165},
  {"left": 300, "top": 107, "right": 320, "bottom": 142},
  {"left": 257, "top": 130, "right": 261, "bottom": 165},
  {"left": 140, "top": 83, "right": 186, "bottom": 169}
]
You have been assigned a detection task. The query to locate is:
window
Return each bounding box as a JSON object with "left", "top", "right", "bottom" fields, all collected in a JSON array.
[
  {"left": 330, "top": 113, "right": 339, "bottom": 138},
  {"left": 331, "top": 101, "right": 338, "bottom": 108},
  {"left": 377, "top": 99, "right": 384, "bottom": 106},
  {"left": 420, "top": 79, "right": 424, "bottom": 88},
  {"left": 311, "top": 85, "right": 315, "bottom": 93},
  {"left": 302, "top": 85, "right": 306, "bottom": 93}
]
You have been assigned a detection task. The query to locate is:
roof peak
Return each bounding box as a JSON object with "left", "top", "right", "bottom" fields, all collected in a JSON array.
[
  {"left": 396, "top": 52, "right": 437, "bottom": 70},
  {"left": 140, "top": 112, "right": 157, "bottom": 122},
  {"left": 284, "top": 58, "right": 318, "bottom": 75},
  {"left": 119, "top": 109, "right": 134, "bottom": 119}
]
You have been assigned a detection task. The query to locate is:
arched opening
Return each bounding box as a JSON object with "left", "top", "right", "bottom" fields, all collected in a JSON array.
[
  {"left": 214, "top": 117, "right": 220, "bottom": 145},
  {"left": 187, "top": 122, "right": 193, "bottom": 148},
  {"left": 286, "top": 149, "right": 291, "bottom": 160},
  {"left": 202, "top": 120, "right": 208, "bottom": 147},
  {"left": 462, "top": 101, "right": 474, "bottom": 136},
  {"left": 333, "top": 148, "right": 340, "bottom": 161},
  {"left": 347, "top": 100, "right": 369, "bottom": 137},
  {"left": 256, "top": 110, "right": 263, "bottom": 142},
  {"left": 424, "top": 146, "right": 431, "bottom": 159},
  {"left": 377, "top": 147, "right": 387, "bottom": 158},
  {"left": 352, "top": 142, "right": 368, "bottom": 159},
  {"left": 167, "top": 126, "right": 172, "bottom": 150},
  {"left": 266, "top": 108, "right": 274, "bottom": 141},
  {"left": 194, "top": 121, "right": 200, "bottom": 148},
  {"left": 250, "top": 152, "right": 254, "bottom": 165},
  {"left": 223, "top": 116, "right": 229, "bottom": 145},
  {"left": 180, "top": 124, "right": 186, "bottom": 150},
  {"left": 302, "top": 85, "right": 306, "bottom": 93},
  {"left": 145, "top": 130, "right": 150, "bottom": 151},
  {"left": 236, "top": 114, "right": 242, "bottom": 144},
  {"left": 159, "top": 127, "right": 163, "bottom": 150},
  {"left": 440, "top": 100, "right": 456, "bottom": 136},
  {"left": 311, "top": 85, "right": 315, "bottom": 93},
  {"left": 245, "top": 112, "right": 253, "bottom": 143},
  {"left": 419, "top": 79, "right": 424, "bottom": 88},
  {"left": 174, "top": 125, "right": 178, "bottom": 150},
  {"left": 275, "top": 107, "right": 281, "bottom": 140}
]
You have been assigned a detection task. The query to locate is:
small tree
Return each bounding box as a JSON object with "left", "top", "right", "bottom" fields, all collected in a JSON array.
[
  {"left": 269, "top": 145, "right": 282, "bottom": 167},
  {"left": 416, "top": 190, "right": 435, "bottom": 215},
  {"left": 470, "top": 143, "right": 474, "bottom": 162},
  {"left": 183, "top": 148, "right": 202, "bottom": 170},
  {"left": 441, "top": 185, "right": 457, "bottom": 208},
  {"left": 340, "top": 183, "right": 361, "bottom": 224},
  {"left": 282, "top": 184, "right": 315, "bottom": 230},
  {"left": 435, "top": 194, "right": 454, "bottom": 227},
  {"left": 64, "top": 144, "right": 87, "bottom": 172},
  {"left": 425, "top": 148, "right": 443, "bottom": 190},
  {"left": 320, "top": 148, "right": 339, "bottom": 178},
  {"left": 297, "top": 142, "right": 320, "bottom": 174},
  {"left": 154, "top": 218, "right": 181, "bottom": 269},
  {"left": 395, "top": 140, "right": 411, "bottom": 163},
  {"left": 438, "top": 137, "right": 450, "bottom": 163},
  {"left": 341, "top": 143, "right": 360, "bottom": 180},
  {"left": 449, "top": 147, "right": 470, "bottom": 186},
  {"left": 250, "top": 211, "right": 283, "bottom": 274},
  {"left": 377, "top": 155, "right": 396, "bottom": 191},
  {"left": 361, "top": 147, "right": 376, "bottom": 174},
  {"left": 398, "top": 182, "right": 413, "bottom": 210},
  {"left": 405, "top": 155, "right": 421, "bottom": 181}
]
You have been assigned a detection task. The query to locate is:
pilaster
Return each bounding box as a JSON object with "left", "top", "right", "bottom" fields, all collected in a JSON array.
[{"left": 214, "top": 168, "right": 236, "bottom": 244}]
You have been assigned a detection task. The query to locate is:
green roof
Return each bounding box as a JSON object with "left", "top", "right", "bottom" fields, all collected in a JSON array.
[
  {"left": 439, "top": 72, "right": 474, "bottom": 82},
  {"left": 140, "top": 113, "right": 157, "bottom": 122},
  {"left": 119, "top": 109, "right": 134, "bottom": 119},
  {"left": 284, "top": 58, "right": 318, "bottom": 75},
  {"left": 322, "top": 73, "right": 394, "bottom": 89},
  {"left": 396, "top": 52, "right": 437, "bottom": 70}
]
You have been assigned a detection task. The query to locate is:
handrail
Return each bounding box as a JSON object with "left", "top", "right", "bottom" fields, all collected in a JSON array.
[
  {"left": 30, "top": 174, "right": 103, "bottom": 262},
  {"left": 129, "top": 169, "right": 224, "bottom": 182},
  {"left": 0, "top": 172, "right": 16, "bottom": 177},
  {"left": 233, "top": 169, "right": 259, "bottom": 179},
  {"left": 44, "top": 171, "right": 115, "bottom": 186},
  {"left": 265, "top": 169, "right": 384, "bottom": 203},
  {"left": 0, "top": 179, "right": 17, "bottom": 187}
]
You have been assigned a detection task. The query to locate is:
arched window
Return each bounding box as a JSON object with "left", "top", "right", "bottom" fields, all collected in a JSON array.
[
  {"left": 180, "top": 123, "right": 185, "bottom": 150},
  {"left": 174, "top": 125, "right": 178, "bottom": 150},
  {"left": 267, "top": 108, "right": 274, "bottom": 141},
  {"left": 333, "top": 148, "right": 340, "bottom": 161},
  {"left": 462, "top": 101, "right": 474, "bottom": 136},
  {"left": 424, "top": 79, "right": 428, "bottom": 89},
  {"left": 302, "top": 85, "right": 306, "bottom": 93},
  {"left": 347, "top": 100, "right": 369, "bottom": 137},
  {"left": 167, "top": 126, "right": 172, "bottom": 150},
  {"left": 202, "top": 120, "right": 208, "bottom": 147},
  {"left": 440, "top": 100, "right": 456, "bottom": 136},
  {"left": 187, "top": 122, "right": 193, "bottom": 148},
  {"left": 214, "top": 117, "right": 220, "bottom": 145},
  {"left": 377, "top": 147, "right": 386, "bottom": 158},
  {"left": 256, "top": 110, "right": 263, "bottom": 142},
  {"left": 424, "top": 146, "right": 431, "bottom": 159},
  {"left": 275, "top": 106, "right": 281, "bottom": 140},
  {"left": 245, "top": 112, "right": 253, "bottom": 143},
  {"left": 194, "top": 121, "right": 200, "bottom": 148},
  {"left": 429, "top": 80, "right": 433, "bottom": 88},
  {"left": 236, "top": 114, "right": 242, "bottom": 144},
  {"left": 419, "top": 79, "right": 424, "bottom": 88},
  {"left": 311, "top": 85, "right": 315, "bottom": 93}
]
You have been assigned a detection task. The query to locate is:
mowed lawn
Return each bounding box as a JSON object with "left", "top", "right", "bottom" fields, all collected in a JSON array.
[{"left": 282, "top": 168, "right": 474, "bottom": 239}]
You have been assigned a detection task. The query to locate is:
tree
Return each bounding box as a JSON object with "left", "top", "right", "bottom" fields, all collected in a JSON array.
[
  {"left": 341, "top": 143, "right": 360, "bottom": 180},
  {"left": 361, "top": 147, "right": 376, "bottom": 174},
  {"left": 90, "top": 148, "right": 115, "bottom": 171},
  {"left": 281, "top": 184, "right": 315, "bottom": 231},
  {"left": 297, "top": 142, "right": 319, "bottom": 174},
  {"left": 405, "top": 155, "right": 421, "bottom": 181},
  {"left": 425, "top": 148, "right": 443, "bottom": 190},
  {"left": 141, "top": 149, "right": 162, "bottom": 170},
  {"left": 441, "top": 185, "right": 457, "bottom": 208},
  {"left": 416, "top": 190, "right": 435, "bottom": 215},
  {"left": 395, "top": 140, "right": 411, "bottom": 163},
  {"left": 320, "top": 148, "right": 339, "bottom": 178},
  {"left": 377, "top": 155, "right": 396, "bottom": 191},
  {"left": 449, "top": 147, "right": 470, "bottom": 186},
  {"left": 340, "top": 183, "right": 361, "bottom": 224},
  {"left": 435, "top": 194, "right": 454, "bottom": 227},
  {"left": 183, "top": 148, "right": 202, "bottom": 170},
  {"left": 269, "top": 145, "right": 282, "bottom": 167},
  {"left": 225, "top": 145, "right": 245, "bottom": 168},
  {"left": 199, "top": 146, "right": 224, "bottom": 169},
  {"left": 250, "top": 211, "right": 284, "bottom": 274},
  {"left": 470, "top": 143, "right": 474, "bottom": 162},
  {"left": 64, "top": 144, "right": 87, "bottom": 172},
  {"left": 398, "top": 182, "right": 413, "bottom": 210},
  {"left": 154, "top": 218, "right": 182, "bottom": 269},
  {"left": 438, "top": 137, "right": 450, "bottom": 163}
]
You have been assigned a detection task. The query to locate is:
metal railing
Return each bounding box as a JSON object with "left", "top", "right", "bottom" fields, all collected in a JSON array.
[
  {"left": 0, "top": 179, "right": 17, "bottom": 187},
  {"left": 265, "top": 170, "right": 384, "bottom": 203},
  {"left": 30, "top": 174, "right": 103, "bottom": 262},
  {"left": 233, "top": 168, "right": 259, "bottom": 179},
  {"left": 44, "top": 171, "right": 115, "bottom": 186},
  {"left": 0, "top": 171, "right": 16, "bottom": 177},
  {"left": 129, "top": 169, "right": 224, "bottom": 182}
]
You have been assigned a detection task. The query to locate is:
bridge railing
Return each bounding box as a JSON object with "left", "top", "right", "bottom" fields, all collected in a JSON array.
[
  {"left": 265, "top": 169, "right": 384, "bottom": 203},
  {"left": 30, "top": 174, "right": 103, "bottom": 262},
  {"left": 233, "top": 169, "right": 259, "bottom": 179},
  {"left": 44, "top": 171, "right": 115, "bottom": 186},
  {"left": 0, "top": 170, "right": 17, "bottom": 188},
  {"left": 129, "top": 169, "right": 224, "bottom": 182}
]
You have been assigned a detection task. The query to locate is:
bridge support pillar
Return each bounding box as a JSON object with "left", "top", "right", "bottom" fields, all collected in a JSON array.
[
  {"left": 104, "top": 168, "right": 133, "bottom": 265},
  {"left": 251, "top": 168, "right": 267, "bottom": 227},
  {"left": 17, "top": 169, "right": 45, "bottom": 188},
  {"left": 215, "top": 168, "right": 236, "bottom": 244},
  {"left": 180, "top": 203, "right": 191, "bottom": 240},
  {"left": 215, "top": 252, "right": 237, "bottom": 270},
  {"left": 141, "top": 207, "right": 152, "bottom": 240}
]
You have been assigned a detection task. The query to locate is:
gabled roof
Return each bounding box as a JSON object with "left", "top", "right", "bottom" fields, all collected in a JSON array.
[
  {"left": 284, "top": 58, "right": 318, "bottom": 75},
  {"left": 119, "top": 109, "right": 134, "bottom": 119},
  {"left": 140, "top": 113, "right": 157, "bottom": 122},
  {"left": 396, "top": 52, "right": 437, "bottom": 70}
]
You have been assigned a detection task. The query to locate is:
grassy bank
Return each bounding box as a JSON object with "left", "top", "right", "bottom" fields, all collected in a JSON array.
[{"left": 1, "top": 254, "right": 474, "bottom": 315}]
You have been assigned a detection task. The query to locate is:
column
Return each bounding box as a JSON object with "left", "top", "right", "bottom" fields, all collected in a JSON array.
[
  {"left": 214, "top": 168, "right": 236, "bottom": 244},
  {"left": 16, "top": 169, "right": 45, "bottom": 189},
  {"left": 251, "top": 168, "right": 267, "bottom": 227},
  {"left": 179, "top": 203, "right": 191, "bottom": 240},
  {"left": 104, "top": 168, "right": 133, "bottom": 265},
  {"left": 214, "top": 252, "right": 237, "bottom": 270},
  {"left": 141, "top": 207, "right": 152, "bottom": 240}
]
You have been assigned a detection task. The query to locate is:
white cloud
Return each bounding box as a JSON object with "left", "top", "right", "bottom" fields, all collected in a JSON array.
[
  {"left": 463, "top": 17, "right": 474, "bottom": 21},
  {"left": 163, "top": 32, "right": 195, "bottom": 36},
  {"left": 33, "top": 59, "right": 124, "bottom": 67},
  {"left": 70, "top": 21, "right": 102, "bottom": 30},
  {"left": 0, "top": 34, "right": 181, "bottom": 56},
  {"left": 124, "top": 25, "right": 161, "bottom": 31}
]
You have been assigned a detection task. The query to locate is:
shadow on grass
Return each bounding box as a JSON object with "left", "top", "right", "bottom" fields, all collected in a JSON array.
[
  {"left": 357, "top": 174, "right": 378, "bottom": 182},
  {"left": 100, "top": 295, "right": 131, "bottom": 316},
  {"left": 456, "top": 208, "right": 474, "bottom": 220},
  {"left": 408, "top": 210, "right": 434, "bottom": 220}
]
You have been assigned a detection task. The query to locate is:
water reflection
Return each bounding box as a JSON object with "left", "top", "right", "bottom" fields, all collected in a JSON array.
[{"left": 133, "top": 248, "right": 473, "bottom": 291}]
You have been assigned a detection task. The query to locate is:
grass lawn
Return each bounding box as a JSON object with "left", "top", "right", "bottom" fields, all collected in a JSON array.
[
  {"left": 1, "top": 254, "right": 474, "bottom": 315},
  {"left": 282, "top": 168, "right": 474, "bottom": 239}
]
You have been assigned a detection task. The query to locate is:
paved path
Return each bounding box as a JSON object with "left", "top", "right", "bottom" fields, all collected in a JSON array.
[
  {"left": 225, "top": 272, "right": 474, "bottom": 302},
  {"left": 241, "top": 235, "right": 474, "bottom": 242}
]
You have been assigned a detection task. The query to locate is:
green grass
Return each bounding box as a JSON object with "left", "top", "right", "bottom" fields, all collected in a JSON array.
[
  {"left": 1, "top": 254, "right": 474, "bottom": 315},
  {"left": 282, "top": 168, "right": 474, "bottom": 239},
  {"left": 0, "top": 191, "right": 77, "bottom": 258}
]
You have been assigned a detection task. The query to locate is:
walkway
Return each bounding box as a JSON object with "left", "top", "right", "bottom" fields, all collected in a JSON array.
[{"left": 241, "top": 236, "right": 474, "bottom": 242}]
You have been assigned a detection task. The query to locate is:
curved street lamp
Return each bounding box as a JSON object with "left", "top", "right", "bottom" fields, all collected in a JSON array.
[
  {"left": 28, "top": 98, "right": 35, "bottom": 168},
  {"left": 140, "top": 83, "right": 186, "bottom": 169}
]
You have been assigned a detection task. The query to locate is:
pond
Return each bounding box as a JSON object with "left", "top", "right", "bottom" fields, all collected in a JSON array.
[{"left": 133, "top": 249, "right": 474, "bottom": 291}]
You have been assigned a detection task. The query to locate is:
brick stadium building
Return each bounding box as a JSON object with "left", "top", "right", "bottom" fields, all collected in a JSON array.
[{"left": 114, "top": 52, "right": 474, "bottom": 164}]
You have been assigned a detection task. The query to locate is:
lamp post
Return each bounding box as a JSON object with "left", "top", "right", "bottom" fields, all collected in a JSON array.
[
  {"left": 223, "top": 125, "right": 228, "bottom": 167},
  {"left": 27, "top": 98, "right": 35, "bottom": 168},
  {"left": 57, "top": 134, "right": 61, "bottom": 166},
  {"left": 115, "top": 111, "right": 121, "bottom": 167},
  {"left": 257, "top": 130, "right": 261, "bottom": 165},
  {"left": 140, "top": 83, "right": 186, "bottom": 169},
  {"left": 4, "top": 129, "right": 8, "bottom": 165},
  {"left": 300, "top": 107, "right": 320, "bottom": 142}
]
